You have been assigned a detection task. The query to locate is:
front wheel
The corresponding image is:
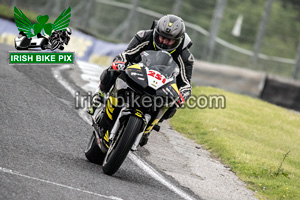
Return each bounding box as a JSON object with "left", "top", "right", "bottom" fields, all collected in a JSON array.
[
  {"left": 102, "top": 116, "right": 143, "bottom": 175},
  {"left": 85, "top": 131, "right": 106, "bottom": 165}
]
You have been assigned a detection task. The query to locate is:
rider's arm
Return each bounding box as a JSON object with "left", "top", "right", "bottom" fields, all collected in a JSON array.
[
  {"left": 176, "top": 48, "right": 194, "bottom": 103},
  {"left": 112, "top": 30, "right": 152, "bottom": 65}
]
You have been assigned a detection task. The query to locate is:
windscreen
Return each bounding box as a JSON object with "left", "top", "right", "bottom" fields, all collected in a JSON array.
[{"left": 140, "top": 50, "right": 179, "bottom": 78}]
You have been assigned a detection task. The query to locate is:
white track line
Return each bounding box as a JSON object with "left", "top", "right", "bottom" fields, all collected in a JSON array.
[
  {"left": 81, "top": 74, "right": 100, "bottom": 82},
  {"left": 52, "top": 65, "right": 91, "bottom": 125},
  {"left": 128, "top": 153, "right": 196, "bottom": 200},
  {"left": 0, "top": 167, "right": 122, "bottom": 200},
  {"left": 52, "top": 64, "right": 196, "bottom": 200},
  {"left": 77, "top": 60, "right": 104, "bottom": 92}
]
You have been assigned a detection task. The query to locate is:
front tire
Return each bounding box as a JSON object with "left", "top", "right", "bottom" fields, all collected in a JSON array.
[
  {"left": 102, "top": 116, "right": 143, "bottom": 175},
  {"left": 85, "top": 131, "right": 106, "bottom": 165}
]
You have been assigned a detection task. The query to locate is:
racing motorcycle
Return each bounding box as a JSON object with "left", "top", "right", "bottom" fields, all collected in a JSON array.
[
  {"left": 48, "top": 28, "right": 72, "bottom": 50},
  {"left": 85, "top": 50, "right": 183, "bottom": 175}
]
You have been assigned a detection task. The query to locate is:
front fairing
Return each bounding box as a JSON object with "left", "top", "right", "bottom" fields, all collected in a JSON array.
[
  {"left": 125, "top": 64, "right": 148, "bottom": 88},
  {"left": 125, "top": 63, "right": 180, "bottom": 99}
]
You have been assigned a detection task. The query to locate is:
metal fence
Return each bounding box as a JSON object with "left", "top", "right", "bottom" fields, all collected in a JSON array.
[{"left": 2, "top": 0, "right": 299, "bottom": 80}]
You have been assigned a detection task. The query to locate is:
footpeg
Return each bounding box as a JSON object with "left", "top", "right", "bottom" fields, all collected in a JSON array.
[{"left": 153, "top": 125, "right": 160, "bottom": 132}]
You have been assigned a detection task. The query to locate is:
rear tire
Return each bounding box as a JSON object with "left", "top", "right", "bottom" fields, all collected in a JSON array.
[
  {"left": 85, "top": 131, "right": 106, "bottom": 165},
  {"left": 102, "top": 116, "right": 143, "bottom": 175}
]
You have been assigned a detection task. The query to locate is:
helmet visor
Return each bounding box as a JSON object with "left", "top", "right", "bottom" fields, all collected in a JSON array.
[{"left": 154, "top": 29, "right": 182, "bottom": 51}]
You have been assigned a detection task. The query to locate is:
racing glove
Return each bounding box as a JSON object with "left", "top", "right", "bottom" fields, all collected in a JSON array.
[
  {"left": 112, "top": 61, "right": 126, "bottom": 71},
  {"left": 175, "top": 92, "right": 185, "bottom": 108},
  {"left": 175, "top": 99, "right": 183, "bottom": 108}
]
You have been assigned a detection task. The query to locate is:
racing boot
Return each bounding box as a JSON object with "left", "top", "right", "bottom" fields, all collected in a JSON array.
[
  {"left": 139, "top": 106, "right": 176, "bottom": 146},
  {"left": 87, "top": 90, "right": 104, "bottom": 115},
  {"left": 139, "top": 133, "right": 150, "bottom": 147},
  {"left": 139, "top": 124, "right": 160, "bottom": 147}
]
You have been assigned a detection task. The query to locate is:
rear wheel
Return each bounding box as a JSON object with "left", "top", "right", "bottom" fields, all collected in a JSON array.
[
  {"left": 41, "top": 39, "right": 48, "bottom": 50},
  {"left": 85, "top": 131, "right": 106, "bottom": 165},
  {"left": 102, "top": 116, "right": 143, "bottom": 175}
]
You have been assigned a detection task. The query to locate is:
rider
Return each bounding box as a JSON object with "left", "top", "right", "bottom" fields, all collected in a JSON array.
[{"left": 88, "top": 14, "right": 194, "bottom": 144}]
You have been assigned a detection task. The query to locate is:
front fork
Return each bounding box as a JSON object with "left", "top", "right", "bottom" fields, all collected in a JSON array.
[
  {"left": 131, "top": 106, "right": 169, "bottom": 150},
  {"left": 131, "top": 113, "right": 151, "bottom": 150},
  {"left": 94, "top": 99, "right": 170, "bottom": 152}
]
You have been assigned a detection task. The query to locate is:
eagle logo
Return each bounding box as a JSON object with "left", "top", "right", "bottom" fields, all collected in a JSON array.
[{"left": 14, "top": 7, "right": 72, "bottom": 51}]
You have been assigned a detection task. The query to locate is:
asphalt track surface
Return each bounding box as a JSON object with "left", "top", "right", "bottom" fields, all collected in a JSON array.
[{"left": 0, "top": 43, "right": 200, "bottom": 200}]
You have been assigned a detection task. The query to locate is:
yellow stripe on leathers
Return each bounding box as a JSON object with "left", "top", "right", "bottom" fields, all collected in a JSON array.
[{"left": 169, "top": 49, "right": 176, "bottom": 54}]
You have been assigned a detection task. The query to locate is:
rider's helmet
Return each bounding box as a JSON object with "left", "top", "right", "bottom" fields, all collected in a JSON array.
[
  {"left": 153, "top": 14, "right": 185, "bottom": 52},
  {"left": 66, "top": 27, "right": 72, "bottom": 35}
]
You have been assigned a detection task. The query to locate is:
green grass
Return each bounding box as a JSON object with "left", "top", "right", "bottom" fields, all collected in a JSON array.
[
  {"left": 171, "top": 86, "right": 300, "bottom": 200},
  {"left": 0, "top": 4, "right": 13, "bottom": 19}
]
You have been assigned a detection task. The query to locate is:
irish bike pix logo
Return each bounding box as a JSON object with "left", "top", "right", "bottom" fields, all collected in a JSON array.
[{"left": 9, "top": 7, "right": 74, "bottom": 64}]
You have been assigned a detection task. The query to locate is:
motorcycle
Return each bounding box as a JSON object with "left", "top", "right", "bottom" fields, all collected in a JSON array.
[
  {"left": 15, "top": 32, "right": 48, "bottom": 50},
  {"left": 15, "top": 28, "right": 71, "bottom": 51},
  {"left": 85, "top": 50, "right": 183, "bottom": 175},
  {"left": 48, "top": 28, "right": 72, "bottom": 50}
]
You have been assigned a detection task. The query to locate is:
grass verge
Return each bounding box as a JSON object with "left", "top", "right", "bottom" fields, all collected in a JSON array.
[{"left": 170, "top": 86, "right": 300, "bottom": 200}]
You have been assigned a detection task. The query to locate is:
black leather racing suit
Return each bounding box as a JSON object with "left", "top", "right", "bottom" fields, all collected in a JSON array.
[{"left": 99, "top": 30, "right": 194, "bottom": 120}]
